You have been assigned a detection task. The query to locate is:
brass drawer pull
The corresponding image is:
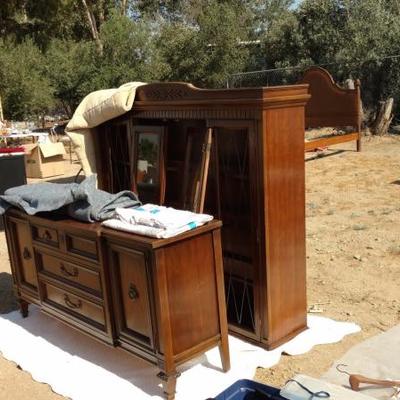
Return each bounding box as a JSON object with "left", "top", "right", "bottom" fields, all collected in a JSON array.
[
  {"left": 60, "top": 263, "right": 79, "bottom": 278},
  {"left": 63, "top": 294, "right": 82, "bottom": 309},
  {"left": 22, "top": 247, "right": 31, "bottom": 260},
  {"left": 128, "top": 283, "right": 139, "bottom": 301}
]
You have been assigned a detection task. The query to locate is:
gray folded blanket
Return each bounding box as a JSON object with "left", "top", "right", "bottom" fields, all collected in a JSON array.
[{"left": 0, "top": 175, "right": 141, "bottom": 222}]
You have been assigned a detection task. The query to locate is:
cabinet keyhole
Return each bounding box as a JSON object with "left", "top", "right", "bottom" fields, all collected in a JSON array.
[{"left": 128, "top": 283, "right": 139, "bottom": 301}]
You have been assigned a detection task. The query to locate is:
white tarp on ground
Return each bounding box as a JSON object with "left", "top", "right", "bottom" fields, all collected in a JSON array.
[
  {"left": 66, "top": 82, "right": 146, "bottom": 176},
  {"left": 323, "top": 324, "right": 400, "bottom": 399},
  {"left": 0, "top": 306, "right": 360, "bottom": 400}
]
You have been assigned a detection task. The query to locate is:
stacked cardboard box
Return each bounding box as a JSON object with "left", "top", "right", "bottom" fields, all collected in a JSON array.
[{"left": 24, "top": 142, "right": 66, "bottom": 178}]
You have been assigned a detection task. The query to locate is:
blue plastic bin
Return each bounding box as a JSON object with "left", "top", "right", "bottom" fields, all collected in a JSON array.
[{"left": 212, "top": 379, "right": 285, "bottom": 400}]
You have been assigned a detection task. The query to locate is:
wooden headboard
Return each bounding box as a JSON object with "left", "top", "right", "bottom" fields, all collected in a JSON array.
[{"left": 299, "top": 67, "right": 361, "bottom": 129}]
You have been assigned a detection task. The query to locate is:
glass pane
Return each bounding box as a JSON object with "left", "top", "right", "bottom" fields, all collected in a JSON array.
[
  {"left": 136, "top": 132, "right": 161, "bottom": 203},
  {"left": 205, "top": 127, "right": 255, "bottom": 333},
  {"left": 109, "top": 123, "right": 131, "bottom": 193}
]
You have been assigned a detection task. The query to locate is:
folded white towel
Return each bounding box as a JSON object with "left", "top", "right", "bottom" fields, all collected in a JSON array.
[
  {"left": 102, "top": 204, "right": 214, "bottom": 238},
  {"left": 116, "top": 205, "right": 213, "bottom": 229}
]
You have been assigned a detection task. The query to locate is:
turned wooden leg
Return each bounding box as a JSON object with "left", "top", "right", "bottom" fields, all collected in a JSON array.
[
  {"left": 157, "top": 371, "right": 180, "bottom": 400},
  {"left": 218, "top": 337, "right": 231, "bottom": 372},
  {"left": 18, "top": 299, "right": 29, "bottom": 318},
  {"left": 212, "top": 229, "right": 231, "bottom": 373}
]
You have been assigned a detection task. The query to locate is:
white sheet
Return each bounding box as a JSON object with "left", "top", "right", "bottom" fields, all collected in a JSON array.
[{"left": 0, "top": 308, "right": 360, "bottom": 400}]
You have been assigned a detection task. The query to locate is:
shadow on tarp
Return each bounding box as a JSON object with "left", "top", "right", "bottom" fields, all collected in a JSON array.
[
  {"left": 0, "top": 272, "right": 18, "bottom": 314},
  {"left": 42, "top": 172, "right": 84, "bottom": 185},
  {"left": 0, "top": 306, "right": 215, "bottom": 399}
]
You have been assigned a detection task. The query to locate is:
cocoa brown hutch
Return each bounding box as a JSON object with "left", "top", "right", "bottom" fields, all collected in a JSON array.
[{"left": 95, "top": 82, "right": 310, "bottom": 349}]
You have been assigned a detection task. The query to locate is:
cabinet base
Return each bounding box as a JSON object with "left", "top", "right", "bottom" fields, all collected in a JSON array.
[{"left": 229, "top": 324, "right": 308, "bottom": 351}]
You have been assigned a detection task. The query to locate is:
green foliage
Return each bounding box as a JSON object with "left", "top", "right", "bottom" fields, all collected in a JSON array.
[
  {"left": 260, "top": 0, "right": 400, "bottom": 115},
  {"left": 0, "top": 0, "right": 89, "bottom": 49},
  {"left": 159, "top": 0, "right": 251, "bottom": 87},
  {"left": 0, "top": 39, "right": 54, "bottom": 120},
  {"left": 45, "top": 39, "right": 97, "bottom": 117},
  {"left": 1, "top": 0, "right": 400, "bottom": 120},
  {"left": 95, "top": 13, "right": 169, "bottom": 87}
]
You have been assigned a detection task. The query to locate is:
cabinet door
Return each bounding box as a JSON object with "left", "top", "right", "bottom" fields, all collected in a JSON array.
[
  {"left": 104, "top": 118, "right": 133, "bottom": 193},
  {"left": 6, "top": 217, "right": 38, "bottom": 294},
  {"left": 132, "top": 126, "right": 166, "bottom": 204},
  {"left": 109, "top": 244, "right": 154, "bottom": 349},
  {"left": 205, "top": 120, "right": 260, "bottom": 338}
]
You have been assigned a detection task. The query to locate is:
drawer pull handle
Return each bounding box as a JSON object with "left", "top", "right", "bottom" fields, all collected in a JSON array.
[
  {"left": 60, "top": 264, "right": 79, "bottom": 278},
  {"left": 41, "top": 230, "right": 52, "bottom": 241},
  {"left": 128, "top": 284, "right": 139, "bottom": 301},
  {"left": 22, "top": 247, "right": 31, "bottom": 260},
  {"left": 64, "top": 294, "right": 82, "bottom": 309}
]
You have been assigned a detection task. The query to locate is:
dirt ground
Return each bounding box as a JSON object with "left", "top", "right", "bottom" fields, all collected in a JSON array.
[{"left": 0, "top": 136, "right": 399, "bottom": 398}]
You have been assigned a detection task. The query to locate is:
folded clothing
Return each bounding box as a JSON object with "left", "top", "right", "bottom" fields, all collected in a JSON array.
[{"left": 102, "top": 204, "right": 213, "bottom": 238}]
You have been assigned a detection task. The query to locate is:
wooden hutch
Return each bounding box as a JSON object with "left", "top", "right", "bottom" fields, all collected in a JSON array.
[{"left": 95, "top": 82, "right": 310, "bottom": 349}]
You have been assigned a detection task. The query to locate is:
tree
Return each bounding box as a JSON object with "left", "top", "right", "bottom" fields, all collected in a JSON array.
[
  {"left": 0, "top": 40, "right": 54, "bottom": 120},
  {"left": 95, "top": 13, "right": 169, "bottom": 86},
  {"left": 46, "top": 39, "right": 97, "bottom": 117},
  {"left": 258, "top": 0, "right": 400, "bottom": 118},
  {"left": 158, "top": 0, "right": 251, "bottom": 87},
  {"left": 0, "top": 0, "right": 89, "bottom": 49}
]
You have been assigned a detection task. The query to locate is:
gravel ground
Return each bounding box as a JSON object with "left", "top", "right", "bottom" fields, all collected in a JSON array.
[{"left": 1, "top": 136, "right": 399, "bottom": 398}]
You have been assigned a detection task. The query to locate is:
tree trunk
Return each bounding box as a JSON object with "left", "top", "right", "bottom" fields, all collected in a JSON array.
[
  {"left": 121, "top": 0, "right": 128, "bottom": 15},
  {"left": 81, "top": 0, "right": 103, "bottom": 56},
  {"left": 372, "top": 98, "right": 394, "bottom": 136},
  {"left": 0, "top": 94, "right": 4, "bottom": 121},
  {"left": 345, "top": 78, "right": 366, "bottom": 126}
]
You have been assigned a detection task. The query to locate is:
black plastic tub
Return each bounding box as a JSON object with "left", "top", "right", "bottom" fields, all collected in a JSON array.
[
  {"left": 0, "top": 154, "right": 26, "bottom": 194},
  {"left": 212, "top": 379, "right": 285, "bottom": 400}
]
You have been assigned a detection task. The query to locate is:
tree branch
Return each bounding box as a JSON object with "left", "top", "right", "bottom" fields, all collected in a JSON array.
[
  {"left": 80, "top": 0, "right": 103, "bottom": 55},
  {"left": 121, "top": 0, "right": 128, "bottom": 15}
]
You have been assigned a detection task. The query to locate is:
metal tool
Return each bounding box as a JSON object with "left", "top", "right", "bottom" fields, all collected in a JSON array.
[
  {"left": 336, "top": 364, "right": 400, "bottom": 391},
  {"left": 285, "top": 379, "right": 330, "bottom": 398}
]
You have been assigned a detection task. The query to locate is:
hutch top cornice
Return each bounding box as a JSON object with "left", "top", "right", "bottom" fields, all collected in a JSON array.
[{"left": 131, "top": 82, "right": 311, "bottom": 115}]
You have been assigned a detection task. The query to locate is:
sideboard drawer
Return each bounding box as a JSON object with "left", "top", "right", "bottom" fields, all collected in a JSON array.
[
  {"left": 37, "top": 252, "right": 102, "bottom": 296},
  {"left": 32, "top": 225, "right": 59, "bottom": 248},
  {"left": 42, "top": 282, "right": 105, "bottom": 328},
  {"left": 65, "top": 232, "right": 99, "bottom": 262}
]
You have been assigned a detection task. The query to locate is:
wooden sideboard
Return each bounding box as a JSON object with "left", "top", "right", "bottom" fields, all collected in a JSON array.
[{"left": 3, "top": 209, "right": 229, "bottom": 399}]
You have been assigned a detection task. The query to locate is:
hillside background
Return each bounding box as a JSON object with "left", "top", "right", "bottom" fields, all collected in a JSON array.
[{"left": 1, "top": 0, "right": 399, "bottom": 123}]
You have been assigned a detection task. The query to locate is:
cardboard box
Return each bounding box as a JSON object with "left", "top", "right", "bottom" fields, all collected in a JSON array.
[{"left": 24, "top": 142, "right": 66, "bottom": 178}]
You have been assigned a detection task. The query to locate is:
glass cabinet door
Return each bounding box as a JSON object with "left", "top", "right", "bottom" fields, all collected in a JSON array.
[
  {"left": 105, "top": 119, "right": 133, "bottom": 193},
  {"left": 133, "top": 126, "right": 165, "bottom": 205}
]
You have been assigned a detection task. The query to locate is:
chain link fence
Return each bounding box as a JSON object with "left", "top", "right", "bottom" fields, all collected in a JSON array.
[{"left": 227, "top": 56, "right": 400, "bottom": 122}]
